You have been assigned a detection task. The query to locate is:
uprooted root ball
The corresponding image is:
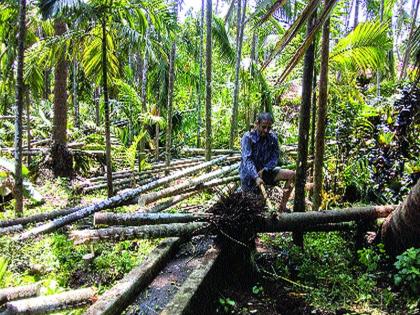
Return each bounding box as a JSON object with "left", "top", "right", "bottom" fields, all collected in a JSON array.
[{"left": 208, "top": 192, "right": 265, "bottom": 247}]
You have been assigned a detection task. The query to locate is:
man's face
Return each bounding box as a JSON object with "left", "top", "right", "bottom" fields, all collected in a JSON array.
[{"left": 256, "top": 120, "right": 272, "bottom": 137}]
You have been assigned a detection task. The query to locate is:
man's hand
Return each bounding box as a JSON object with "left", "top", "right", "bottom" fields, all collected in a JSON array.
[
  {"left": 258, "top": 169, "right": 264, "bottom": 178},
  {"left": 255, "top": 177, "right": 264, "bottom": 187}
]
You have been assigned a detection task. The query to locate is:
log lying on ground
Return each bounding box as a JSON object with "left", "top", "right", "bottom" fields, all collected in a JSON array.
[
  {"left": 256, "top": 205, "right": 396, "bottom": 232},
  {"left": 0, "top": 225, "right": 23, "bottom": 236},
  {"left": 73, "top": 205, "right": 396, "bottom": 244},
  {"left": 145, "top": 175, "right": 239, "bottom": 213},
  {"left": 181, "top": 147, "right": 240, "bottom": 155},
  {"left": 16, "top": 156, "right": 227, "bottom": 241},
  {"left": 85, "top": 238, "right": 182, "bottom": 315},
  {"left": 82, "top": 176, "right": 156, "bottom": 194},
  {"left": 145, "top": 191, "right": 198, "bottom": 213},
  {"left": 0, "top": 206, "right": 85, "bottom": 229},
  {"left": 161, "top": 246, "right": 221, "bottom": 315},
  {"left": 94, "top": 212, "right": 209, "bottom": 226},
  {"left": 70, "top": 222, "right": 209, "bottom": 245},
  {"left": 2, "top": 288, "right": 96, "bottom": 314},
  {"left": 138, "top": 163, "right": 239, "bottom": 206},
  {"left": 0, "top": 283, "right": 42, "bottom": 306},
  {"left": 381, "top": 179, "right": 420, "bottom": 256}
]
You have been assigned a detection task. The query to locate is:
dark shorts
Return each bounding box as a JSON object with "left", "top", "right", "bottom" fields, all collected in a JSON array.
[{"left": 261, "top": 167, "right": 281, "bottom": 186}]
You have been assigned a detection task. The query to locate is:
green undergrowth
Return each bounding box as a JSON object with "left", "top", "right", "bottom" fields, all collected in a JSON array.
[
  {"left": 0, "top": 176, "right": 162, "bottom": 314},
  {"left": 258, "top": 232, "right": 419, "bottom": 314}
]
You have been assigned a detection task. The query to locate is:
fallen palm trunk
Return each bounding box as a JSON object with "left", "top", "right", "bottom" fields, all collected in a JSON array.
[
  {"left": 257, "top": 205, "right": 396, "bottom": 232},
  {"left": 70, "top": 222, "right": 209, "bottom": 245},
  {"left": 146, "top": 191, "right": 198, "bottom": 213},
  {"left": 138, "top": 163, "right": 239, "bottom": 206},
  {"left": 82, "top": 176, "right": 156, "bottom": 194},
  {"left": 0, "top": 283, "right": 42, "bottom": 306},
  {"left": 73, "top": 205, "right": 396, "bottom": 244},
  {"left": 16, "top": 156, "right": 227, "bottom": 241},
  {"left": 2, "top": 287, "right": 96, "bottom": 314},
  {"left": 144, "top": 175, "right": 239, "bottom": 213},
  {"left": 161, "top": 246, "right": 221, "bottom": 315},
  {"left": 0, "top": 225, "right": 23, "bottom": 236},
  {"left": 94, "top": 212, "right": 209, "bottom": 226},
  {"left": 381, "top": 179, "right": 420, "bottom": 256},
  {"left": 0, "top": 206, "right": 85, "bottom": 228},
  {"left": 181, "top": 147, "right": 240, "bottom": 155},
  {"left": 85, "top": 238, "right": 182, "bottom": 315}
]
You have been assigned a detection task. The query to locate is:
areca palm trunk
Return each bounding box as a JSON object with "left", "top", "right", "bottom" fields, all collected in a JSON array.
[
  {"left": 353, "top": 0, "right": 360, "bottom": 29},
  {"left": 229, "top": 0, "right": 247, "bottom": 149},
  {"left": 205, "top": 0, "right": 213, "bottom": 161},
  {"left": 102, "top": 17, "right": 113, "bottom": 197},
  {"left": 165, "top": 3, "right": 178, "bottom": 171},
  {"left": 313, "top": 1, "right": 330, "bottom": 211},
  {"left": 72, "top": 60, "right": 79, "bottom": 129},
  {"left": 293, "top": 12, "right": 317, "bottom": 247},
  {"left": 52, "top": 20, "right": 73, "bottom": 177},
  {"left": 197, "top": 0, "right": 205, "bottom": 148},
  {"left": 400, "top": 0, "right": 420, "bottom": 80},
  {"left": 14, "top": 0, "right": 27, "bottom": 216}
]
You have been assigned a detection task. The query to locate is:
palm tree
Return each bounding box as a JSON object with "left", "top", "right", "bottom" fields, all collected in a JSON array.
[
  {"left": 205, "top": 0, "right": 212, "bottom": 161},
  {"left": 293, "top": 11, "right": 317, "bottom": 247},
  {"left": 196, "top": 0, "right": 205, "bottom": 148},
  {"left": 313, "top": 0, "right": 331, "bottom": 211},
  {"left": 400, "top": 0, "right": 420, "bottom": 79},
  {"left": 14, "top": 0, "right": 27, "bottom": 216}
]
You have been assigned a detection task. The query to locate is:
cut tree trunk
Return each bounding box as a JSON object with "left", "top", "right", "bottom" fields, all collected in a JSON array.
[
  {"left": 0, "top": 225, "right": 23, "bottom": 236},
  {"left": 94, "top": 212, "right": 209, "bottom": 226},
  {"left": 15, "top": 156, "right": 227, "bottom": 240},
  {"left": 0, "top": 282, "right": 41, "bottom": 306},
  {"left": 381, "top": 179, "right": 420, "bottom": 256},
  {"left": 3, "top": 288, "right": 96, "bottom": 314},
  {"left": 145, "top": 191, "right": 198, "bottom": 213},
  {"left": 85, "top": 238, "right": 181, "bottom": 315},
  {"left": 137, "top": 163, "right": 239, "bottom": 206},
  {"left": 70, "top": 222, "right": 208, "bottom": 245},
  {"left": 72, "top": 205, "right": 395, "bottom": 244}
]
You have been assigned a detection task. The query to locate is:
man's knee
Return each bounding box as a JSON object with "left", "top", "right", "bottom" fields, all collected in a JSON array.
[{"left": 275, "top": 168, "right": 295, "bottom": 181}]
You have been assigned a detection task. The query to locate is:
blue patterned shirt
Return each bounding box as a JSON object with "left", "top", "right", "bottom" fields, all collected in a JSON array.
[{"left": 240, "top": 129, "right": 279, "bottom": 192}]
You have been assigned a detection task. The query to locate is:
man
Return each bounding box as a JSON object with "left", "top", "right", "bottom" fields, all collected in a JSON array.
[{"left": 239, "top": 112, "right": 295, "bottom": 209}]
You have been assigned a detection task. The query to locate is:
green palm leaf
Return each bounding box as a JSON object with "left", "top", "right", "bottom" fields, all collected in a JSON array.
[
  {"left": 212, "top": 16, "right": 235, "bottom": 65},
  {"left": 330, "top": 21, "right": 391, "bottom": 72}
]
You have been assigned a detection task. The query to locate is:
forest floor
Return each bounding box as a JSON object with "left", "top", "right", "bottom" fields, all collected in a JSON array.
[{"left": 0, "top": 174, "right": 419, "bottom": 314}]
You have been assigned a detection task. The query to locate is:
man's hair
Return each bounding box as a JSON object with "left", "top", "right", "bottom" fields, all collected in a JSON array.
[{"left": 256, "top": 112, "right": 274, "bottom": 123}]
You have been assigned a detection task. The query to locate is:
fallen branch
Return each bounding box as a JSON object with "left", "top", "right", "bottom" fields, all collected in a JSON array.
[
  {"left": 85, "top": 238, "right": 182, "bottom": 315},
  {"left": 0, "top": 283, "right": 42, "bottom": 306},
  {"left": 94, "top": 212, "right": 209, "bottom": 226},
  {"left": 16, "top": 156, "right": 227, "bottom": 241},
  {"left": 138, "top": 163, "right": 239, "bottom": 206},
  {"left": 2, "top": 288, "right": 96, "bottom": 314},
  {"left": 0, "top": 225, "right": 23, "bottom": 236},
  {"left": 70, "top": 222, "right": 209, "bottom": 245}
]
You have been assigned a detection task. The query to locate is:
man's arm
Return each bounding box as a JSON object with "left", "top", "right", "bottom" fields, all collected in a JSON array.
[
  {"left": 263, "top": 133, "right": 280, "bottom": 170},
  {"left": 241, "top": 134, "right": 259, "bottom": 180}
]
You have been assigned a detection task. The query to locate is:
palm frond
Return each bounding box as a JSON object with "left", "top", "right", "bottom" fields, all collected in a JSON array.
[
  {"left": 277, "top": 0, "right": 338, "bottom": 85},
  {"left": 37, "top": 0, "right": 82, "bottom": 19},
  {"left": 330, "top": 21, "right": 391, "bottom": 72},
  {"left": 410, "top": 25, "right": 420, "bottom": 84},
  {"left": 254, "top": 0, "right": 288, "bottom": 27},
  {"left": 212, "top": 16, "right": 235, "bottom": 65},
  {"left": 262, "top": 0, "right": 322, "bottom": 70}
]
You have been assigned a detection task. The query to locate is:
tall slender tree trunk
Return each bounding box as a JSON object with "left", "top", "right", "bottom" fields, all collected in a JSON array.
[
  {"left": 14, "top": 0, "right": 26, "bottom": 216},
  {"left": 165, "top": 3, "right": 178, "bottom": 171},
  {"left": 353, "top": 0, "right": 360, "bottom": 29},
  {"left": 293, "top": 12, "right": 317, "bottom": 247},
  {"left": 52, "top": 20, "right": 73, "bottom": 178},
  {"left": 197, "top": 0, "right": 205, "bottom": 148},
  {"left": 376, "top": 0, "right": 384, "bottom": 97},
  {"left": 229, "top": 0, "right": 247, "bottom": 149},
  {"left": 309, "top": 65, "right": 317, "bottom": 160},
  {"left": 400, "top": 0, "right": 420, "bottom": 80},
  {"left": 313, "top": 2, "right": 330, "bottom": 211},
  {"left": 102, "top": 17, "right": 113, "bottom": 197},
  {"left": 73, "top": 60, "right": 79, "bottom": 129},
  {"left": 205, "top": 0, "right": 213, "bottom": 161},
  {"left": 344, "top": 0, "right": 354, "bottom": 33},
  {"left": 138, "top": 19, "right": 150, "bottom": 171},
  {"left": 94, "top": 87, "right": 100, "bottom": 126},
  {"left": 43, "top": 69, "right": 51, "bottom": 100},
  {"left": 25, "top": 88, "right": 31, "bottom": 166}
]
